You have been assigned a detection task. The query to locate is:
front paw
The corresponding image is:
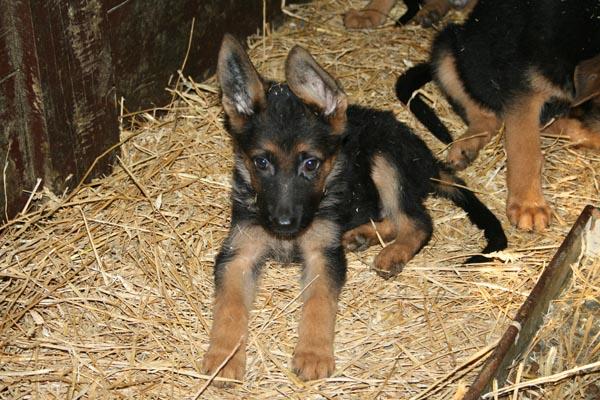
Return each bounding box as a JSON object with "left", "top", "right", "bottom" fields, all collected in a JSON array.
[
  {"left": 447, "top": 142, "right": 479, "bottom": 170},
  {"left": 292, "top": 345, "right": 335, "bottom": 381},
  {"left": 342, "top": 230, "right": 373, "bottom": 251},
  {"left": 373, "top": 244, "right": 413, "bottom": 279},
  {"left": 201, "top": 345, "right": 245, "bottom": 387},
  {"left": 507, "top": 198, "right": 551, "bottom": 231},
  {"left": 343, "top": 9, "right": 386, "bottom": 29}
]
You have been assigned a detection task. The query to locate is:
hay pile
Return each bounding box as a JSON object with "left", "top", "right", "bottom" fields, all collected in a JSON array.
[
  {"left": 494, "top": 253, "right": 600, "bottom": 399},
  {"left": 1, "top": 1, "right": 599, "bottom": 398}
]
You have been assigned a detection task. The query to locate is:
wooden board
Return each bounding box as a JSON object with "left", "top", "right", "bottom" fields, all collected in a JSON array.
[
  {"left": 0, "top": 0, "right": 285, "bottom": 223},
  {"left": 463, "top": 205, "right": 600, "bottom": 399},
  {"left": 105, "top": 0, "right": 283, "bottom": 111}
]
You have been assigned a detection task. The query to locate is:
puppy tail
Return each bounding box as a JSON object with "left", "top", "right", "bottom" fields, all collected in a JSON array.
[
  {"left": 395, "top": 63, "right": 454, "bottom": 144},
  {"left": 433, "top": 170, "right": 508, "bottom": 263},
  {"left": 396, "top": 0, "right": 420, "bottom": 25}
]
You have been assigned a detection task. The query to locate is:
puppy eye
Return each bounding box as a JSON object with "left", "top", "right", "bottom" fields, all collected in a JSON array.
[
  {"left": 254, "top": 157, "right": 270, "bottom": 171},
  {"left": 302, "top": 158, "right": 320, "bottom": 173}
]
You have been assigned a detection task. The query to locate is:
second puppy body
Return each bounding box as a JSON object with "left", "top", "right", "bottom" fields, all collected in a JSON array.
[{"left": 396, "top": 0, "right": 600, "bottom": 231}]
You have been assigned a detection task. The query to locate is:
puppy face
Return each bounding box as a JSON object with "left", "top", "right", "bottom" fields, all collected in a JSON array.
[{"left": 217, "top": 36, "right": 347, "bottom": 238}]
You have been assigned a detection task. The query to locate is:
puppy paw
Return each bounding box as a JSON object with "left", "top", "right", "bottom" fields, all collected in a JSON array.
[
  {"left": 342, "top": 229, "right": 375, "bottom": 251},
  {"left": 201, "top": 346, "right": 245, "bottom": 387},
  {"left": 343, "top": 9, "right": 386, "bottom": 29},
  {"left": 447, "top": 143, "right": 478, "bottom": 170},
  {"left": 416, "top": 10, "right": 441, "bottom": 27},
  {"left": 373, "top": 244, "right": 413, "bottom": 279},
  {"left": 292, "top": 346, "right": 335, "bottom": 381},
  {"left": 507, "top": 200, "right": 551, "bottom": 232}
]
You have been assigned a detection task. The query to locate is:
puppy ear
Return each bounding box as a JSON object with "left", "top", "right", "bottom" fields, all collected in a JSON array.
[
  {"left": 217, "top": 34, "right": 266, "bottom": 131},
  {"left": 573, "top": 54, "right": 600, "bottom": 107},
  {"left": 285, "top": 45, "right": 348, "bottom": 134}
]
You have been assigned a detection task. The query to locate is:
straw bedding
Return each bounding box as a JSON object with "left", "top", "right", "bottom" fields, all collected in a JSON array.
[{"left": 1, "top": 1, "right": 599, "bottom": 398}]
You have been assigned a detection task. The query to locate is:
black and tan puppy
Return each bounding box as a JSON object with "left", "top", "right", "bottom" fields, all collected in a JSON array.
[
  {"left": 396, "top": 0, "right": 600, "bottom": 231},
  {"left": 202, "top": 34, "right": 507, "bottom": 385},
  {"left": 344, "top": 0, "right": 477, "bottom": 29}
]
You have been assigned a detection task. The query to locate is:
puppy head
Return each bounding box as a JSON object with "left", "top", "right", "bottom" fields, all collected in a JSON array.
[{"left": 217, "top": 35, "right": 347, "bottom": 238}]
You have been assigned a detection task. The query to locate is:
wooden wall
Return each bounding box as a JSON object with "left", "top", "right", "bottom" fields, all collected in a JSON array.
[{"left": 0, "top": 0, "right": 283, "bottom": 223}]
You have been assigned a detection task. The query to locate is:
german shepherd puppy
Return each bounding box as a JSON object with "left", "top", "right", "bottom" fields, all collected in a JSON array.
[
  {"left": 201, "top": 34, "right": 507, "bottom": 385},
  {"left": 396, "top": 0, "right": 600, "bottom": 231},
  {"left": 344, "top": 0, "right": 477, "bottom": 29}
]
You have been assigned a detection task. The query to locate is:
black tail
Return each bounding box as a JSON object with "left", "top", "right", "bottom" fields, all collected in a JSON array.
[
  {"left": 434, "top": 173, "right": 508, "bottom": 263},
  {"left": 396, "top": 63, "right": 454, "bottom": 144},
  {"left": 396, "top": 0, "right": 421, "bottom": 25}
]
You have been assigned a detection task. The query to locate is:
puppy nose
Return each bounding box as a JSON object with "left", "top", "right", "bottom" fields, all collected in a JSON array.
[{"left": 274, "top": 215, "right": 293, "bottom": 227}]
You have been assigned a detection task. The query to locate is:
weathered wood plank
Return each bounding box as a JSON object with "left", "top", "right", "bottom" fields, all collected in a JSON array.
[
  {"left": 29, "top": 0, "right": 119, "bottom": 191},
  {"left": 464, "top": 205, "right": 599, "bottom": 399},
  {"left": 1, "top": 0, "right": 286, "bottom": 224},
  {"left": 104, "top": 0, "right": 283, "bottom": 110},
  {"left": 0, "top": 0, "right": 50, "bottom": 221},
  {"left": 0, "top": 0, "right": 119, "bottom": 223}
]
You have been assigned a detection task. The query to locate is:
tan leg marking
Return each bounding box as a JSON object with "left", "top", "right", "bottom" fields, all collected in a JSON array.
[
  {"left": 543, "top": 116, "right": 600, "bottom": 150},
  {"left": 294, "top": 220, "right": 340, "bottom": 381},
  {"left": 343, "top": 0, "right": 396, "bottom": 29},
  {"left": 504, "top": 94, "right": 552, "bottom": 231},
  {"left": 436, "top": 52, "right": 499, "bottom": 170},
  {"left": 415, "top": 0, "right": 451, "bottom": 27},
  {"left": 342, "top": 219, "right": 397, "bottom": 251},
  {"left": 202, "top": 226, "right": 269, "bottom": 386},
  {"left": 505, "top": 72, "right": 576, "bottom": 231},
  {"left": 370, "top": 155, "right": 430, "bottom": 279},
  {"left": 373, "top": 214, "right": 430, "bottom": 279}
]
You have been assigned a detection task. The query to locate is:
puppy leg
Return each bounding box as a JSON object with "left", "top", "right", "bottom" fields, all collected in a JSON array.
[
  {"left": 344, "top": 0, "right": 396, "bottom": 29},
  {"left": 202, "top": 226, "right": 268, "bottom": 386},
  {"left": 436, "top": 51, "right": 500, "bottom": 170},
  {"left": 373, "top": 211, "right": 432, "bottom": 279},
  {"left": 342, "top": 218, "right": 397, "bottom": 251},
  {"left": 370, "top": 155, "right": 432, "bottom": 279},
  {"left": 543, "top": 116, "right": 600, "bottom": 149},
  {"left": 293, "top": 219, "right": 345, "bottom": 381},
  {"left": 505, "top": 94, "right": 552, "bottom": 231},
  {"left": 415, "top": 0, "right": 452, "bottom": 27}
]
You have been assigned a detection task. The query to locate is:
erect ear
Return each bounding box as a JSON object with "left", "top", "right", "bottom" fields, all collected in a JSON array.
[
  {"left": 217, "top": 34, "right": 266, "bottom": 131},
  {"left": 285, "top": 45, "right": 348, "bottom": 134},
  {"left": 573, "top": 54, "right": 600, "bottom": 107}
]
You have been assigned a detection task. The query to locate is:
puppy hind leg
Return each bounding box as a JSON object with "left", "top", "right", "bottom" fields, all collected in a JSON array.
[
  {"left": 370, "top": 155, "right": 432, "bottom": 279},
  {"left": 436, "top": 52, "right": 499, "bottom": 170},
  {"left": 342, "top": 218, "right": 397, "bottom": 251},
  {"left": 448, "top": 113, "right": 498, "bottom": 170},
  {"left": 373, "top": 209, "right": 432, "bottom": 279}
]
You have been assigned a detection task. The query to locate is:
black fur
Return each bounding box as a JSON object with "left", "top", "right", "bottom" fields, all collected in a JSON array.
[
  {"left": 432, "top": 0, "right": 600, "bottom": 113},
  {"left": 204, "top": 37, "right": 508, "bottom": 383},
  {"left": 396, "top": 0, "right": 421, "bottom": 25},
  {"left": 217, "top": 42, "right": 506, "bottom": 281},
  {"left": 396, "top": 0, "right": 600, "bottom": 140},
  {"left": 395, "top": 63, "right": 454, "bottom": 144},
  {"left": 223, "top": 89, "right": 507, "bottom": 283}
]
